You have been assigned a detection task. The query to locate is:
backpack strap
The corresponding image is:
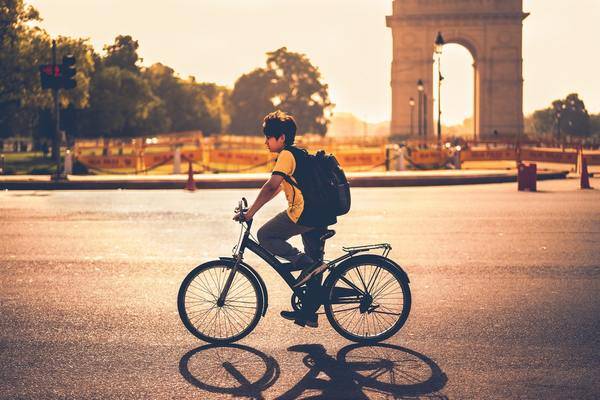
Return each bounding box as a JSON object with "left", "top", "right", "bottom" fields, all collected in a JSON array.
[
  {"left": 283, "top": 174, "right": 300, "bottom": 189},
  {"left": 281, "top": 145, "right": 305, "bottom": 190}
]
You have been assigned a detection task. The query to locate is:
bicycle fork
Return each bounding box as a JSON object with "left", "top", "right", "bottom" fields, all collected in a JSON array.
[{"left": 217, "top": 253, "right": 242, "bottom": 307}]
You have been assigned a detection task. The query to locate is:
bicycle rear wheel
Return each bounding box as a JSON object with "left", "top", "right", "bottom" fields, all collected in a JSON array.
[
  {"left": 324, "top": 257, "right": 411, "bottom": 343},
  {"left": 178, "top": 260, "right": 263, "bottom": 344}
]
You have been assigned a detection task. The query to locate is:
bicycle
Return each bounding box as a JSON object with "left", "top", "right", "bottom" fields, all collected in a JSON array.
[{"left": 177, "top": 198, "right": 411, "bottom": 344}]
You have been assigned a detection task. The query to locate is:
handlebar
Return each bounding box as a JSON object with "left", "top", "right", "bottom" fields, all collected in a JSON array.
[{"left": 234, "top": 197, "right": 251, "bottom": 225}]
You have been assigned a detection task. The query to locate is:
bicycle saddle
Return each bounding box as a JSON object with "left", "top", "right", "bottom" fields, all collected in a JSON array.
[{"left": 320, "top": 229, "right": 336, "bottom": 242}]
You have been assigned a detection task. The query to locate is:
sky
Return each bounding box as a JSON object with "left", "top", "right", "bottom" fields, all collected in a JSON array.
[{"left": 27, "top": 0, "right": 600, "bottom": 125}]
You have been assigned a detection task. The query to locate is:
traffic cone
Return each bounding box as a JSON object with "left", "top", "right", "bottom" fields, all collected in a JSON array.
[
  {"left": 185, "top": 161, "right": 196, "bottom": 191},
  {"left": 581, "top": 157, "right": 591, "bottom": 189}
]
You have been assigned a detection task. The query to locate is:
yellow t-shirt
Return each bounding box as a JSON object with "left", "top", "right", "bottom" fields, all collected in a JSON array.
[{"left": 271, "top": 149, "right": 305, "bottom": 223}]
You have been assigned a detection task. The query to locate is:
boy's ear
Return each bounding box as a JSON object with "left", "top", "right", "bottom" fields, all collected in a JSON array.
[{"left": 279, "top": 134, "right": 286, "bottom": 143}]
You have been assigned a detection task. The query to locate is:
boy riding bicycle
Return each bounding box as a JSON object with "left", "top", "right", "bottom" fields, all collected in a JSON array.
[{"left": 233, "top": 110, "right": 335, "bottom": 327}]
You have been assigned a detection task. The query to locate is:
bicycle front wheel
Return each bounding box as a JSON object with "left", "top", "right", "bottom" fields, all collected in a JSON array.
[
  {"left": 324, "top": 257, "right": 411, "bottom": 343},
  {"left": 178, "top": 260, "right": 263, "bottom": 344}
]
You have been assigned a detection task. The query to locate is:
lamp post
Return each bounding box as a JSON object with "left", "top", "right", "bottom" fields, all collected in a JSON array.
[
  {"left": 417, "top": 79, "right": 424, "bottom": 142},
  {"left": 409, "top": 97, "right": 415, "bottom": 136},
  {"left": 434, "top": 31, "right": 445, "bottom": 146},
  {"left": 553, "top": 102, "right": 566, "bottom": 144}
]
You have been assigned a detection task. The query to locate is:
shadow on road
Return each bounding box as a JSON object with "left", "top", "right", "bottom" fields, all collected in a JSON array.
[
  {"left": 179, "top": 343, "right": 280, "bottom": 399},
  {"left": 180, "top": 342, "right": 447, "bottom": 399}
]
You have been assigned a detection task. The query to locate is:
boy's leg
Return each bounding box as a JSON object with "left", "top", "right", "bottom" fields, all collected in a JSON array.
[
  {"left": 257, "top": 211, "right": 314, "bottom": 266},
  {"left": 300, "top": 229, "right": 326, "bottom": 316}
]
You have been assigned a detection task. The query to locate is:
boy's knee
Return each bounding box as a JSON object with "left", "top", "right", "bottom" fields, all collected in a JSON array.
[{"left": 256, "top": 225, "right": 269, "bottom": 245}]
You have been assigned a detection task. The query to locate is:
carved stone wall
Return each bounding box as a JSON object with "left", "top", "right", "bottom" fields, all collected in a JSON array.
[{"left": 386, "top": 0, "right": 528, "bottom": 139}]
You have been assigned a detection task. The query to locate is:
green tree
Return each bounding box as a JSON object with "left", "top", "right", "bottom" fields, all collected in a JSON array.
[
  {"left": 143, "top": 63, "right": 230, "bottom": 134},
  {"left": 85, "top": 66, "right": 160, "bottom": 137},
  {"left": 552, "top": 93, "right": 590, "bottom": 137},
  {"left": 229, "top": 68, "right": 277, "bottom": 135},
  {"left": 530, "top": 108, "right": 554, "bottom": 137},
  {"left": 229, "top": 47, "right": 333, "bottom": 136},
  {"left": 266, "top": 47, "right": 333, "bottom": 135},
  {"left": 0, "top": 2, "right": 95, "bottom": 139},
  {"left": 0, "top": 0, "right": 42, "bottom": 137},
  {"left": 103, "top": 35, "right": 141, "bottom": 73},
  {"left": 590, "top": 113, "right": 600, "bottom": 137},
  {"left": 528, "top": 93, "right": 591, "bottom": 139}
]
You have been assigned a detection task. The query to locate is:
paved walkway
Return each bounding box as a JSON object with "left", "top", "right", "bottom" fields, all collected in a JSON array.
[{"left": 0, "top": 169, "right": 570, "bottom": 190}]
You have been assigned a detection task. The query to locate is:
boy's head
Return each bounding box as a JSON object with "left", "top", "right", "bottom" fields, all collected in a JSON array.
[{"left": 262, "top": 110, "right": 297, "bottom": 152}]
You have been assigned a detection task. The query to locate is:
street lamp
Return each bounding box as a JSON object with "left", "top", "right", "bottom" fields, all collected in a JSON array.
[
  {"left": 409, "top": 97, "right": 415, "bottom": 136},
  {"left": 553, "top": 102, "right": 566, "bottom": 143},
  {"left": 435, "top": 31, "right": 445, "bottom": 146},
  {"left": 417, "top": 79, "right": 424, "bottom": 140}
]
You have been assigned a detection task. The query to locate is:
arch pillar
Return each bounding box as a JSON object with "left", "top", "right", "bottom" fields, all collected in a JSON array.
[{"left": 386, "top": 0, "right": 528, "bottom": 140}]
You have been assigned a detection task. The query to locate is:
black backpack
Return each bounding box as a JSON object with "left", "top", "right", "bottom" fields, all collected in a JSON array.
[{"left": 283, "top": 146, "right": 351, "bottom": 226}]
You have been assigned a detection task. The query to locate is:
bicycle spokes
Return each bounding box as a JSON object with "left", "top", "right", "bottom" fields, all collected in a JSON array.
[
  {"left": 184, "top": 265, "right": 259, "bottom": 340},
  {"left": 329, "top": 264, "right": 406, "bottom": 338}
]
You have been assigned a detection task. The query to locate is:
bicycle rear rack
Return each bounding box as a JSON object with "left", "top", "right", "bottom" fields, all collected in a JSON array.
[{"left": 342, "top": 243, "right": 391, "bottom": 258}]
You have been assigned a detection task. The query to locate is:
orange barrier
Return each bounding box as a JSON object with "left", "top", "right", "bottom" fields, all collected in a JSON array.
[
  {"left": 461, "top": 149, "right": 516, "bottom": 162},
  {"left": 210, "top": 149, "right": 271, "bottom": 166},
  {"left": 520, "top": 148, "right": 577, "bottom": 164},
  {"left": 461, "top": 147, "right": 600, "bottom": 166},
  {"left": 410, "top": 149, "right": 448, "bottom": 165},
  {"left": 78, "top": 154, "right": 138, "bottom": 169},
  {"left": 335, "top": 149, "right": 386, "bottom": 168}
]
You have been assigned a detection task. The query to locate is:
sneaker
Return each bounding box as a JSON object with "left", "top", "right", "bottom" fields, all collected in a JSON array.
[
  {"left": 280, "top": 310, "right": 318, "bottom": 328},
  {"left": 292, "top": 262, "right": 328, "bottom": 288}
]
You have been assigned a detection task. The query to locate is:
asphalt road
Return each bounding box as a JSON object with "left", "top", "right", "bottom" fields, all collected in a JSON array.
[{"left": 1, "top": 177, "right": 599, "bottom": 399}]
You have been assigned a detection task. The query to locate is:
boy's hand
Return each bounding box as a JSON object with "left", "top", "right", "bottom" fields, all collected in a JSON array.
[{"left": 233, "top": 212, "right": 253, "bottom": 222}]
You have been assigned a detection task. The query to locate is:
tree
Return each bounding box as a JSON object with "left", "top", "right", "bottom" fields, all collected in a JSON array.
[
  {"left": 0, "top": 0, "right": 42, "bottom": 137},
  {"left": 85, "top": 66, "right": 159, "bottom": 137},
  {"left": 229, "top": 47, "right": 333, "bottom": 136},
  {"left": 529, "top": 108, "right": 554, "bottom": 137},
  {"left": 103, "top": 35, "right": 141, "bottom": 73},
  {"left": 229, "top": 68, "right": 278, "bottom": 135},
  {"left": 142, "top": 63, "right": 230, "bottom": 134},
  {"left": 590, "top": 113, "right": 600, "bottom": 137},
  {"left": 552, "top": 93, "right": 590, "bottom": 137},
  {"left": 266, "top": 47, "right": 333, "bottom": 135},
  {"left": 528, "top": 94, "right": 591, "bottom": 139}
]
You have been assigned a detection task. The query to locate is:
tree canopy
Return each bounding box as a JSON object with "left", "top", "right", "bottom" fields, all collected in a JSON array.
[
  {"left": 1, "top": 4, "right": 335, "bottom": 141},
  {"left": 229, "top": 47, "right": 333, "bottom": 136},
  {"left": 527, "top": 93, "right": 595, "bottom": 139}
]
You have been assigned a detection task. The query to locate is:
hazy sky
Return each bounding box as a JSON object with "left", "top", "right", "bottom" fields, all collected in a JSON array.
[{"left": 28, "top": 0, "right": 600, "bottom": 125}]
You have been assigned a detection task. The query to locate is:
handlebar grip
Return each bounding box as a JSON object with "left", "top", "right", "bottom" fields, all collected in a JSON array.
[{"left": 242, "top": 197, "right": 248, "bottom": 208}]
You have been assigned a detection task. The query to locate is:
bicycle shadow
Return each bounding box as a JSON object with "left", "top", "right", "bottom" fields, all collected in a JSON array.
[
  {"left": 179, "top": 342, "right": 447, "bottom": 400},
  {"left": 277, "top": 343, "right": 448, "bottom": 400},
  {"left": 179, "top": 343, "right": 280, "bottom": 400}
]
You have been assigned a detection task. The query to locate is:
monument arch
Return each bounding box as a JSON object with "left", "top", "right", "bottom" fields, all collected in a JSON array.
[{"left": 386, "top": 0, "right": 528, "bottom": 140}]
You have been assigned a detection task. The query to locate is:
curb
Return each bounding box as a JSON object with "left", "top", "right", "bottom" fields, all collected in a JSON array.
[{"left": 0, "top": 171, "right": 569, "bottom": 190}]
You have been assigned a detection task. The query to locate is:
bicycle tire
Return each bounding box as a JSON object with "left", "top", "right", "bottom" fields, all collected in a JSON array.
[
  {"left": 178, "top": 260, "right": 263, "bottom": 344},
  {"left": 324, "top": 256, "right": 411, "bottom": 343}
]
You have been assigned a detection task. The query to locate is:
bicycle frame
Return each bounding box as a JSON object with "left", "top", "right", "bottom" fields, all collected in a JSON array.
[{"left": 217, "top": 219, "right": 392, "bottom": 306}]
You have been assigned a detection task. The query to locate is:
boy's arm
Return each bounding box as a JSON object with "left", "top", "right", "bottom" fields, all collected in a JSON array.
[{"left": 243, "top": 175, "right": 284, "bottom": 220}]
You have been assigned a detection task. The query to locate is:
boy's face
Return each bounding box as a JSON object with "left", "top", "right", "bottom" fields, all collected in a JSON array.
[{"left": 265, "top": 134, "right": 286, "bottom": 153}]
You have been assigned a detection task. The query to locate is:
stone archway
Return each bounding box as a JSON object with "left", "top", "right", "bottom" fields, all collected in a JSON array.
[{"left": 386, "top": 0, "right": 528, "bottom": 140}]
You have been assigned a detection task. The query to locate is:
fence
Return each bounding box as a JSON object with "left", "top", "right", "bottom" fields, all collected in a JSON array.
[{"left": 72, "top": 133, "right": 600, "bottom": 175}]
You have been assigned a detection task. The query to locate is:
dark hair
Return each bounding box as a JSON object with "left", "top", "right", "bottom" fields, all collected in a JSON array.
[{"left": 262, "top": 110, "right": 297, "bottom": 146}]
